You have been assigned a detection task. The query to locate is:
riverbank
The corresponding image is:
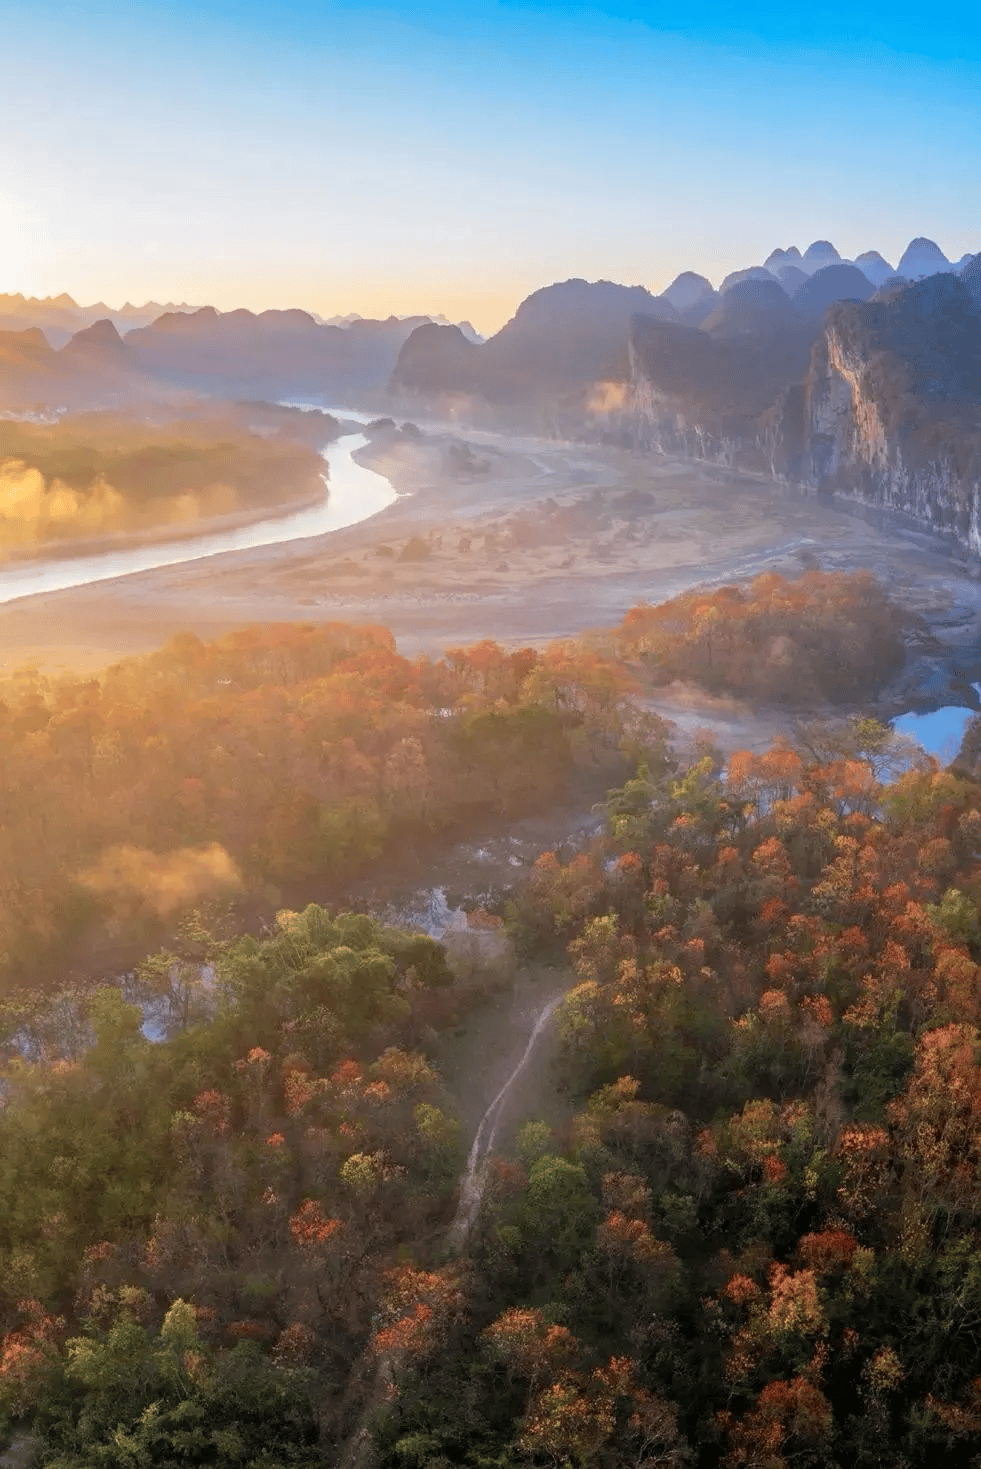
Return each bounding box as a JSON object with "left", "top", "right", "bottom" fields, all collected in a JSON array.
[
  {"left": 0, "top": 424, "right": 979, "bottom": 709},
  {"left": 0, "top": 431, "right": 397, "bottom": 670},
  {"left": 0, "top": 477, "right": 328, "bottom": 572}
]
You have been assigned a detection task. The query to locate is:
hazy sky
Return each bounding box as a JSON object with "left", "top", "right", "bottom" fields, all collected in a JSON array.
[{"left": 2, "top": 0, "right": 978, "bottom": 333}]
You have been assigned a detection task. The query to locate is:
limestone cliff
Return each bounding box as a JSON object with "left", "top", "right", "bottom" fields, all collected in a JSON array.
[
  {"left": 775, "top": 274, "right": 981, "bottom": 552},
  {"left": 389, "top": 278, "right": 678, "bottom": 427},
  {"left": 616, "top": 281, "right": 815, "bottom": 468},
  {"left": 622, "top": 272, "right": 981, "bottom": 554},
  {"left": 622, "top": 317, "right": 790, "bottom": 468}
]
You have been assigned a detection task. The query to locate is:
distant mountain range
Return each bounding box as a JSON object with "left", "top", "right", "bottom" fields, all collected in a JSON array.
[
  {"left": 0, "top": 236, "right": 967, "bottom": 415},
  {"left": 760, "top": 236, "right": 973, "bottom": 285},
  {"left": 0, "top": 293, "right": 199, "bottom": 349},
  {"left": 624, "top": 257, "right": 981, "bottom": 555},
  {"left": 0, "top": 293, "right": 485, "bottom": 355},
  {"left": 3, "top": 235, "right": 979, "bottom": 554},
  {"left": 387, "top": 241, "right": 981, "bottom": 555},
  {"left": 122, "top": 308, "right": 442, "bottom": 402},
  {"left": 0, "top": 306, "right": 484, "bottom": 413},
  {"left": 319, "top": 312, "right": 484, "bottom": 343},
  {"left": 389, "top": 237, "right": 977, "bottom": 420}
]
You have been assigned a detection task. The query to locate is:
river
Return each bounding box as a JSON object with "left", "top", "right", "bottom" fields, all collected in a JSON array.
[{"left": 0, "top": 426, "right": 397, "bottom": 606}]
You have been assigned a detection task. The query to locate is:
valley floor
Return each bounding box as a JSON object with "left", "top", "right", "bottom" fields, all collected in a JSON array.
[{"left": 0, "top": 426, "right": 979, "bottom": 710}]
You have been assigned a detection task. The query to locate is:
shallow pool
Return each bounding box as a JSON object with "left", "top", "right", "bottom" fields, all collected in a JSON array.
[{"left": 894, "top": 701, "right": 980, "bottom": 761}]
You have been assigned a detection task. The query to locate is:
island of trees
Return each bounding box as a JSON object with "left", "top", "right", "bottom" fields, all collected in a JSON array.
[{"left": 0, "top": 404, "right": 334, "bottom": 554}]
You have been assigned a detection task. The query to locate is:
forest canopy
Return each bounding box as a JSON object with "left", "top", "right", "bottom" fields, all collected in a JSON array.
[
  {"left": 2, "top": 708, "right": 981, "bottom": 1464},
  {"left": 3, "top": 574, "right": 979, "bottom": 1466},
  {"left": 589, "top": 568, "right": 910, "bottom": 705},
  {"left": 0, "top": 619, "right": 655, "bottom": 996},
  {"left": 0, "top": 570, "right": 916, "bottom": 997}
]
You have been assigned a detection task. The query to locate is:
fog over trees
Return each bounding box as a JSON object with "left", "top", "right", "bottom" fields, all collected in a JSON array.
[
  {"left": 2, "top": 87, "right": 980, "bottom": 1458},
  {"left": 0, "top": 570, "right": 980, "bottom": 1463}
]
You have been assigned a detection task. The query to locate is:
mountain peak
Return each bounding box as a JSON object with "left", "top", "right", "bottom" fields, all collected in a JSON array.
[
  {"left": 0, "top": 326, "right": 53, "bottom": 355},
  {"left": 764, "top": 246, "right": 802, "bottom": 271},
  {"left": 793, "top": 263, "right": 875, "bottom": 315},
  {"left": 661, "top": 271, "right": 715, "bottom": 313},
  {"left": 801, "top": 241, "right": 842, "bottom": 273},
  {"left": 700, "top": 277, "right": 794, "bottom": 337},
  {"left": 720, "top": 266, "right": 782, "bottom": 295},
  {"left": 896, "top": 238, "right": 951, "bottom": 279},
  {"left": 853, "top": 251, "right": 896, "bottom": 287},
  {"left": 62, "top": 317, "right": 126, "bottom": 354}
]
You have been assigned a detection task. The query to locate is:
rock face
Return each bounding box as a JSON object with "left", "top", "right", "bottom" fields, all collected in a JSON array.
[
  {"left": 390, "top": 278, "right": 677, "bottom": 417},
  {"left": 388, "top": 255, "right": 981, "bottom": 554},
  {"left": 625, "top": 313, "right": 806, "bottom": 461},
  {"left": 776, "top": 274, "right": 981, "bottom": 551},
  {"left": 618, "top": 272, "right": 981, "bottom": 555},
  {"left": 622, "top": 280, "right": 816, "bottom": 465}
]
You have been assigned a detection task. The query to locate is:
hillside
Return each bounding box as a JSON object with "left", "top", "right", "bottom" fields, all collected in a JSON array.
[
  {"left": 0, "top": 319, "right": 174, "bottom": 412},
  {"left": 121, "top": 307, "right": 431, "bottom": 402},
  {"left": 390, "top": 278, "right": 678, "bottom": 421},
  {"left": 387, "top": 245, "right": 976, "bottom": 443}
]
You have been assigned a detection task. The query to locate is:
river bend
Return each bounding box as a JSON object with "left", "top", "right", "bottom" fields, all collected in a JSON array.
[{"left": 0, "top": 430, "right": 396, "bottom": 606}]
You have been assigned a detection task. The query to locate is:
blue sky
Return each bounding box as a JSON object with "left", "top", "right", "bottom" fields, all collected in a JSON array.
[{"left": 1, "top": 1, "right": 978, "bottom": 331}]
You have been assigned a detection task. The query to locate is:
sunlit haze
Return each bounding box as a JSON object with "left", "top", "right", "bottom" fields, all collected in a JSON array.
[
  {"left": 5, "top": 5, "right": 981, "bottom": 1462},
  {"left": 2, "top": 0, "right": 978, "bottom": 332}
]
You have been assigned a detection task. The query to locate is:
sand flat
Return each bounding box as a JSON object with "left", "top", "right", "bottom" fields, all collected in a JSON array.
[{"left": 0, "top": 430, "right": 978, "bottom": 673}]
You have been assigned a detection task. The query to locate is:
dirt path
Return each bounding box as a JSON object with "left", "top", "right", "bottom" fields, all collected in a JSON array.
[
  {"left": 340, "top": 975, "right": 571, "bottom": 1469},
  {"left": 448, "top": 989, "right": 567, "bottom": 1247}
]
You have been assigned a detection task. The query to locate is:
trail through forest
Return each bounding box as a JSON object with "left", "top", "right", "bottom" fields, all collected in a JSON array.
[
  {"left": 449, "top": 992, "right": 566, "bottom": 1246},
  {"left": 341, "top": 979, "right": 570, "bottom": 1468}
]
